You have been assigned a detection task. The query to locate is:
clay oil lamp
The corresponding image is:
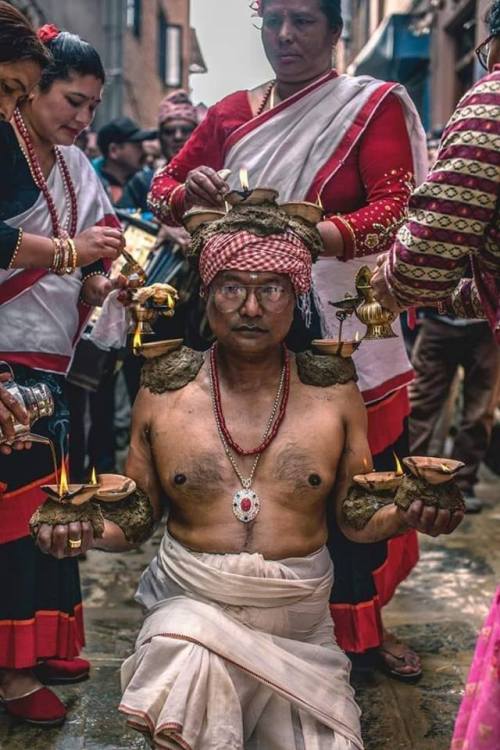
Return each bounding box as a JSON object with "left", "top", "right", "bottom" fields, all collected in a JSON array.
[
  {"left": 42, "top": 459, "right": 100, "bottom": 506},
  {"left": 402, "top": 456, "right": 465, "bottom": 485},
  {"left": 183, "top": 208, "right": 226, "bottom": 234},
  {"left": 311, "top": 331, "right": 361, "bottom": 359},
  {"left": 353, "top": 454, "right": 405, "bottom": 494},
  {"left": 281, "top": 201, "right": 324, "bottom": 226},
  {"left": 132, "top": 333, "right": 183, "bottom": 359},
  {"left": 226, "top": 169, "right": 279, "bottom": 207},
  {"left": 394, "top": 456, "right": 466, "bottom": 513},
  {"left": 94, "top": 473, "right": 137, "bottom": 502}
]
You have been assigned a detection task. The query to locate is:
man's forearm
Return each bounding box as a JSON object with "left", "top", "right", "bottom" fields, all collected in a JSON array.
[
  {"left": 341, "top": 502, "right": 409, "bottom": 543},
  {"left": 93, "top": 519, "right": 138, "bottom": 553}
]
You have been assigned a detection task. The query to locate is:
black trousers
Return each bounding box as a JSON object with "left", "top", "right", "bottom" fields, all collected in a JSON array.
[{"left": 409, "top": 318, "right": 500, "bottom": 491}]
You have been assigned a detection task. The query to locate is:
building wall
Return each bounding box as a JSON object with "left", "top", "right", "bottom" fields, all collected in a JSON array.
[
  {"left": 123, "top": 0, "right": 192, "bottom": 128},
  {"left": 342, "top": 0, "right": 492, "bottom": 133},
  {"left": 19, "top": 0, "right": 195, "bottom": 129}
]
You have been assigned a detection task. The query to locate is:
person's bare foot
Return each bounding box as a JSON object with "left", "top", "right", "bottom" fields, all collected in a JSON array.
[
  {"left": 0, "top": 669, "right": 43, "bottom": 700},
  {"left": 378, "top": 631, "right": 422, "bottom": 681}
]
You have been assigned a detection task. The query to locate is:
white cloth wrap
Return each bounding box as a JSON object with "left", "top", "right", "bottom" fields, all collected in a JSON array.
[
  {"left": 87, "top": 289, "right": 128, "bottom": 350},
  {"left": 120, "top": 530, "right": 363, "bottom": 750}
]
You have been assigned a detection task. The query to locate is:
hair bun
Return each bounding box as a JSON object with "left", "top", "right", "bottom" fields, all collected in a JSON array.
[{"left": 37, "top": 23, "right": 61, "bottom": 44}]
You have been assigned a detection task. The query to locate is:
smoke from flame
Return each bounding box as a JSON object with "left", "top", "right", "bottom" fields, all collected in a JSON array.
[{"left": 239, "top": 168, "right": 249, "bottom": 191}]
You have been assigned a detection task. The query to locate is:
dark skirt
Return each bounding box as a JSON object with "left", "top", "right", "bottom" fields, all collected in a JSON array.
[
  {"left": 0, "top": 365, "right": 84, "bottom": 668},
  {"left": 328, "top": 417, "right": 419, "bottom": 654}
]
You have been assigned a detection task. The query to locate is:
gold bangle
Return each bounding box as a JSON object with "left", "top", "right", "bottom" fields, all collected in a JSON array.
[
  {"left": 7, "top": 228, "right": 23, "bottom": 270},
  {"left": 67, "top": 238, "right": 78, "bottom": 272},
  {"left": 333, "top": 215, "right": 358, "bottom": 256}
]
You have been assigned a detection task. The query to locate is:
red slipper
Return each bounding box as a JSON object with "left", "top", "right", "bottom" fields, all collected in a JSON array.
[
  {"left": 35, "top": 657, "right": 90, "bottom": 685},
  {"left": 1, "top": 686, "right": 66, "bottom": 726}
]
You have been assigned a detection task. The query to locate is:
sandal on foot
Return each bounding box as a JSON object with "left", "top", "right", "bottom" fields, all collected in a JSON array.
[
  {"left": 378, "top": 643, "right": 422, "bottom": 683},
  {"left": 0, "top": 686, "right": 66, "bottom": 726},
  {"left": 35, "top": 657, "right": 90, "bottom": 685}
]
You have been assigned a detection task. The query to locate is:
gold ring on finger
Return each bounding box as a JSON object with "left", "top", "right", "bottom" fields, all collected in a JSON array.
[{"left": 68, "top": 538, "right": 82, "bottom": 549}]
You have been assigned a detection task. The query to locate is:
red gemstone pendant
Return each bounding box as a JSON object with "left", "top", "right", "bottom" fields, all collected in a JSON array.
[{"left": 233, "top": 489, "right": 260, "bottom": 523}]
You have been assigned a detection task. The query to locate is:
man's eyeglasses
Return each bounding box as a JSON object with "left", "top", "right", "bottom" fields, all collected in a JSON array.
[
  {"left": 475, "top": 34, "right": 494, "bottom": 71},
  {"left": 212, "top": 282, "right": 292, "bottom": 313}
]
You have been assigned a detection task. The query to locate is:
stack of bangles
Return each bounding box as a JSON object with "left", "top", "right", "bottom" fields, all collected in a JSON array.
[{"left": 50, "top": 235, "right": 78, "bottom": 275}]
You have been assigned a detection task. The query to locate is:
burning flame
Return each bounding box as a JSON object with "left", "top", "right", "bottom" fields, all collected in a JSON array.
[
  {"left": 440, "top": 463, "right": 452, "bottom": 473},
  {"left": 59, "top": 457, "right": 69, "bottom": 497},
  {"left": 316, "top": 193, "right": 324, "bottom": 210},
  {"left": 393, "top": 453, "right": 404, "bottom": 476},
  {"left": 133, "top": 324, "right": 142, "bottom": 351},
  {"left": 362, "top": 457, "right": 370, "bottom": 473},
  {"left": 239, "top": 168, "right": 249, "bottom": 191},
  {"left": 91, "top": 467, "right": 97, "bottom": 485},
  {"left": 354, "top": 331, "right": 360, "bottom": 343}
]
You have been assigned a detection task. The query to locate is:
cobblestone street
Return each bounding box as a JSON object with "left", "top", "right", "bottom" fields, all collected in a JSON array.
[{"left": 0, "top": 470, "right": 498, "bottom": 750}]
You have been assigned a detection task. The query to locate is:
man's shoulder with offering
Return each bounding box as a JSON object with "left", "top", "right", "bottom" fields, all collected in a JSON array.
[
  {"left": 140, "top": 346, "right": 205, "bottom": 395},
  {"left": 295, "top": 351, "right": 358, "bottom": 389}
]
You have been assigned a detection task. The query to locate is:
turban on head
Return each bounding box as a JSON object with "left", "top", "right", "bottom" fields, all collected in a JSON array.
[
  {"left": 158, "top": 90, "right": 198, "bottom": 126},
  {"left": 199, "top": 230, "right": 313, "bottom": 296}
]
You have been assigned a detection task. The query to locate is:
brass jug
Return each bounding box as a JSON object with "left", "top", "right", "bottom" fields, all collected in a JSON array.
[{"left": 354, "top": 266, "right": 398, "bottom": 340}]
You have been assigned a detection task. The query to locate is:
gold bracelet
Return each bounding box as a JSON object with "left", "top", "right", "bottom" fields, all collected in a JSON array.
[
  {"left": 67, "top": 238, "right": 78, "bottom": 272},
  {"left": 51, "top": 237, "right": 62, "bottom": 273},
  {"left": 7, "top": 228, "right": 24, "bottom": 270}
]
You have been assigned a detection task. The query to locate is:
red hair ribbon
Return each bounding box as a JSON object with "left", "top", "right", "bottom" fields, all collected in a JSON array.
[{"left": 37, "top": 24, "right": 61, "bottom": 44}]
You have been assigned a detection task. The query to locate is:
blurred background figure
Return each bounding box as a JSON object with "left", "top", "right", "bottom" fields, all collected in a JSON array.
[{"left": 94, "top": 116, "right": 156, "bottom": 205}]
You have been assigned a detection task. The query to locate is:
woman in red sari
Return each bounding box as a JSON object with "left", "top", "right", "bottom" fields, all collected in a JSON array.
[{"left": 149, "top": 0, "right": 427, "bottom": 680}]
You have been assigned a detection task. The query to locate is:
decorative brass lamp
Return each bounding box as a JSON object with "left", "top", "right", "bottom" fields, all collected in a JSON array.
[{"left": 330, "top": 265, "right": 398, "bottom": 341}]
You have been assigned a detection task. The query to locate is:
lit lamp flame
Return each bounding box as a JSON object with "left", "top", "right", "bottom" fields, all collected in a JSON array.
[
  {"left": 354, "top": 331, "right": 360, "bottom": 343},
  {"left": 362, "top": 456, "right": 370, "bottom": 473},
  {"left": 440, "top": 463, "right": 452, "bottom": 473},
  {"left": 91, "top": 467, "right": 98, "bottom": 485},
  {"left": 393, "top": 453, "right": 404, "bottom": 476},
  {"left": 58, "top": 457, "right": 69, "bottom": 497},
  {"left": 239, "top": 168, "right": 249, "bottom": 191},
  {"left": 316, "top": 193, "right": 324, "bottom": 210},
  {"left": 133, "top": 324, "right": 142, "bottom": 352}
]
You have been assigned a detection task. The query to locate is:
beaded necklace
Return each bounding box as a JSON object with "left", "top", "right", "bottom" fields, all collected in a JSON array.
[
  {"left": 209, "top": 344, "right": 290, "bottom": 523},
  {"left": 209, "top": 343, "right": 290, "bottom": 456},
  {"left": 13, "top": 108, "right": 78, "bottom": 238}
]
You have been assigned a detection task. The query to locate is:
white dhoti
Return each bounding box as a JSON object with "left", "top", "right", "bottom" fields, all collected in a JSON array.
[{"left": 120, "top": 531, "right": 363, "bottom": 750}]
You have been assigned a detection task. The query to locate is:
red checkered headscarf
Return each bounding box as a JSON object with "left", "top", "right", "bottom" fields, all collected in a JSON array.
[{"left": 199, "top": 230, "right": 312, "bottom": 295}]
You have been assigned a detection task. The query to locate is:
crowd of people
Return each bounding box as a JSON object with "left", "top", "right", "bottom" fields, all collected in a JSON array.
[{"left": 0, "top": 0, "right": 498, "bottom": 747}]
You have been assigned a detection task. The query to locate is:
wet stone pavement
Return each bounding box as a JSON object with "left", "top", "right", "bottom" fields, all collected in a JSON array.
[{"left": 0, "top": 471, "right": 498, "bottom": 749}]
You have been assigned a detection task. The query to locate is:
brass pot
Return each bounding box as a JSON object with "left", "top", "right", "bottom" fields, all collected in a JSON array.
[{"left": 355, "top": 266, "right": 398, "bottom": 340}]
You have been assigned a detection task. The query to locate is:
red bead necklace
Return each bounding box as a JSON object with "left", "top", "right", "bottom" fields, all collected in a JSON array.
[
  {"left": 13, "top": 108, "right": 78, "bottom": 238},
  {"left": 209, "top": 343, "right": 291, "bottom": 456}
]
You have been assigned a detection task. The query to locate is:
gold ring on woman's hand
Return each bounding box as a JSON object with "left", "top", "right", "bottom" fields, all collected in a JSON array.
[{"left": 68, "top": 538, "right": 82, "bottom": 549}]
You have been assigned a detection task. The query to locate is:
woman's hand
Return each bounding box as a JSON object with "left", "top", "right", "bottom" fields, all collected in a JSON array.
[
  {"left": 0, "top": 372, "right": 32, "bottom": 456},
  {"left": 36, "top": 521, "right": 95, "bottom": 559},
  {"left": 371, "top": 257, "right": 404, "bottom": 313},
  {"left": 185, "top": 166, "right": 228, "bottom": 208},
  {"left": 317, "top": 221, "right": 345, "bottom": 257},
  {"left": 81, "top": 275, "right": 114, "bottom": 307},
  {"left": 74, "top": 226, "right": 125, "bottom": 266}
]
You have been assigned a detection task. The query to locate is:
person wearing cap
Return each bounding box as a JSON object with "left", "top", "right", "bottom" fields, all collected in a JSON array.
[{"left": 94, "top": 116, "right": 156, "bottom": 205}]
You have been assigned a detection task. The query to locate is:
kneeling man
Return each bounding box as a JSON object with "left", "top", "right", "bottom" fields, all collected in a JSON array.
[{"left": 37, "top": 202, "right": 462, "bottom": 750}]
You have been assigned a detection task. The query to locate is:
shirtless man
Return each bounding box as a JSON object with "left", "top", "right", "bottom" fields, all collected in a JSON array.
[{"left": 36, "top": 205, "right": 463, "bottom": 749}]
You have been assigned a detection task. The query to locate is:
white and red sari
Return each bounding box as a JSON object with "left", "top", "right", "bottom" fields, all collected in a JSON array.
[
  {"left": 0, "top": 123, "right": 117, "bottom": 668},
  {"left": 150, "top": 70, "right": 428, "bottom": 653}
]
